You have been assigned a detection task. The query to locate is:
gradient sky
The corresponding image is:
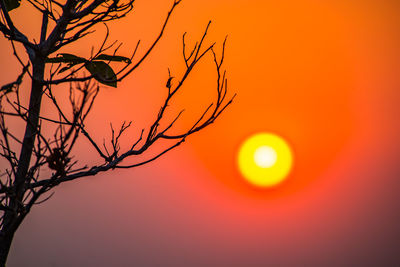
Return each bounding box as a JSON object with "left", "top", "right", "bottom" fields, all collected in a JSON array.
[{"left": 1, "top": 0, "right": 399, "bottom": 266}]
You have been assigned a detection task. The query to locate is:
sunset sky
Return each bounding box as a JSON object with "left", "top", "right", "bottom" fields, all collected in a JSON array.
[{"left": 1, "top": 0, "right": 400, "bottom": 265}]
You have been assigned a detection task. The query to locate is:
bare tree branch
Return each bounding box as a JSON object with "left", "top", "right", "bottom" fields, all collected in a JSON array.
[{"left": 0, "top": 0, "right": 234, "bottom": 264}]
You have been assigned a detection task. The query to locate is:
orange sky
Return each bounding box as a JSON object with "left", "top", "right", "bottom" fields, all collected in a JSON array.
[{"left": 1, "top": 0, "right": 400, "bottom": 265}]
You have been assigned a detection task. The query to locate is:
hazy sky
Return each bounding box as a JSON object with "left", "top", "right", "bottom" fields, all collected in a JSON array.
[{"left": 1, "top": 0, "right": 399, "bottom": 266}]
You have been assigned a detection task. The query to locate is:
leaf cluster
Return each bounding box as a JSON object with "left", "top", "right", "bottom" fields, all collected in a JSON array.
[{"left": 45, "top": 53, "right": 131, "bottom": 87}]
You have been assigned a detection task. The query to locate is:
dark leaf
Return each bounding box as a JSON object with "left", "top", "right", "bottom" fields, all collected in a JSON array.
[
  {"left": 166, "top": 77, "right": 173, "bottom": 88},
  {"left": 4, "top": 0, "right": 21, "bottom": 11},
  {"left": 94, "top": 54, "right": 131, "bottom": 64},
  {"left": 85, "top": 61, "right": 117, "bottom": 87},
  {"left": 59, "top": 53, "right": 86, "bottom": 62},
  {"left": 45, "top": 53, "right": 86, "bottom": 65}
]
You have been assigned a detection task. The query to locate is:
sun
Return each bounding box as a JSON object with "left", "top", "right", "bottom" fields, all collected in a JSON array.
[{"left": 238, "top": 133, "right": 293, "bottom": 187}]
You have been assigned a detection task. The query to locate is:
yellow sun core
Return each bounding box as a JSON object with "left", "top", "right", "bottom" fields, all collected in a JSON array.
[{"left": 238, "top": 133, "right": 293, "bottom": 187}]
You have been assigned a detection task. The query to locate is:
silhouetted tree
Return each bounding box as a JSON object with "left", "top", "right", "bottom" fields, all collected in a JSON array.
[{"left": 0, "top": 0, "right": 234, "bottom": 264}]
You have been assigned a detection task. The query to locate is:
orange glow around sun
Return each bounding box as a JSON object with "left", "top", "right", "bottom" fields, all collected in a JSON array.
[{"left": 1, "top": 0, "right": 398, "bottom": 204}]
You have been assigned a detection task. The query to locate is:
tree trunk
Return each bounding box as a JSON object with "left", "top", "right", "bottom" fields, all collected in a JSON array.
[
  {"left": 0, "top": 231, "right": 15, "bottom": 267},
  {"left": 0, "top": 57, "right": 45, "bottom": 266}
]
